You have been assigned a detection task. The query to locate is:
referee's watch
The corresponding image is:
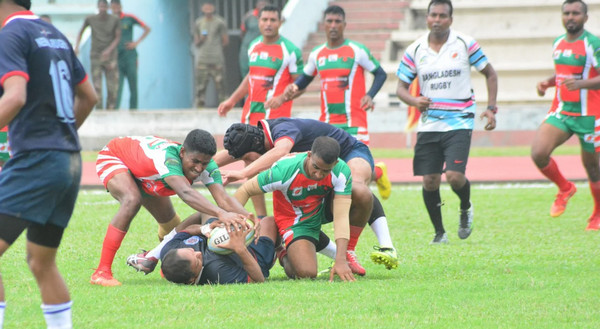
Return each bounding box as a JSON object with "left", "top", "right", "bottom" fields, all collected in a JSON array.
[{"left": 486, "top": 105, "right": 498, "bottom": 114}]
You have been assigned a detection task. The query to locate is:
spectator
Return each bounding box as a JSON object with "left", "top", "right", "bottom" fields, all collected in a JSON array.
[
  {"left": 75, "top": 0, "right": 121, "bottom": 110},
  {"left": 194, "top": 1, "right": 228, "bottom": 108},
  {"left": 110, "top": 0, "right": 150, "bottom": 110}
]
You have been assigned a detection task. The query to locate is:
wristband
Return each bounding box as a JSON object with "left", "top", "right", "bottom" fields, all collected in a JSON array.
[
  {"left": 486, "top": 105, "right": 498, "bottom": 114},
  {"left": 201, "top": 224, "right": 211, "bottom": 236}
]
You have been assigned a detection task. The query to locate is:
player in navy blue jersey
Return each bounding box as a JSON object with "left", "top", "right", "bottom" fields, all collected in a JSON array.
[{"left": 0, "top": 1, "right": 97, "bottom": 328}]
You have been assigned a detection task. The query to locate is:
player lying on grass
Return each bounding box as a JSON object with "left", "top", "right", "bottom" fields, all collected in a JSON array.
[
  {"left": 213, "top": 117, "right": 399, "bottom": 274},
  {"left": 91, "top": 129, "right": 251, "bottom": 286},
  {"left": 128, "top": 212, "right": 275, "bottom": 285},
  {"left": 234, "top": 136, "right": 356, "bottom": 281}
]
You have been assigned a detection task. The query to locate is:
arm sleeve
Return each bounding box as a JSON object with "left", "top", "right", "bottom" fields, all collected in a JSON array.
[{"left": 366, "top": 66, "right": 387, "bottom": 98}]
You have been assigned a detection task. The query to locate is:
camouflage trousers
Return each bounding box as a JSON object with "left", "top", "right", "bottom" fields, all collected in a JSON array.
[
  {"left": 195, "top": 63, "right": 226, "bottom": 108},
  {"left": 91, "top": 56, "right": 119, "bottom": 110}
]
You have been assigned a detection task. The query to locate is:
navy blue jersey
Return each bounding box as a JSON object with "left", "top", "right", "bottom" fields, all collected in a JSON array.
[
  {"left": 259, "top": 118, "right": 358, "bottom": 158},
  {"left": 161, "top": 232, "right": 250, "bottom": 285},
  {"left": 0, "top": 11, "right": 87, "bottom": 155}
]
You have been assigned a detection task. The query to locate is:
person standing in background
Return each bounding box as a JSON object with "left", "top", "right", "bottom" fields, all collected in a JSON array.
[
  {"left": 194, "top": 1, "right": 228, "bottom": 108},
  {"left": 110, "top": 0, "right": 151, "bottom": 110},
  {"left": 74, "top": 0, "right": 121, "bottom": 110},
  {"left": 238, "top": 0, "right": 269, "bottom": 78}
]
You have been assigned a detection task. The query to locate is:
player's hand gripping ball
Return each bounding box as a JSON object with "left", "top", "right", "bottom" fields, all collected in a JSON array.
[{"left": 208, "top": 219, "right": 255, "bottom": 255}]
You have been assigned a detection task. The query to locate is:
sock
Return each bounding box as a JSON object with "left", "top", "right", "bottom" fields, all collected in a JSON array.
[
  {"left": 452, "top": 179, "right": 471, "bottom": 210},
  {"left": 347, "top": 225, "right": 364, "bottom": 251},
  {"left": 374, "top": 165, "right": 383, "bottom": 181},
  {"left": 368, "top": 195, "right": 394, "bottom": 248},
  {"left": 148, "top": 228, "right": 177, "bottom": 259},
  {"left": 540, "top": 158, "right": 571, "bottom": 191},
  {"left": 41, "top": 301, "right": 72, "bottom": 329},
  {"left": 423, "top": 187, "right": 444, "bottom": 234},
  {"left": 316, "top": 231, "right": 337, "bottom": 259},
  {"left": 158, "top": 214, "right": 180, "bottom": 241},
  {"left": 0, "top": 301, "right": 5, "bottom": 329},
  {"left": 590, "top": 181, "right": 600, "bottom": 215},
  {"left": 97, "top": 224, "right": 126, "bottom": 273}
]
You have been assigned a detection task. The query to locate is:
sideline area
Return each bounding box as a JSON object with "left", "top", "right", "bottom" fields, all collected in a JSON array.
[{"left": 80, "top": 154, "right": 586, "bottom": 187}]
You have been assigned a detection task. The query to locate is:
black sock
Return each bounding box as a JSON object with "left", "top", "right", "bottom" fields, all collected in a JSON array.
[
  {"left": 452, "top": 179, "right": 471, "bottom": 210},
  {"left": 368, "top": 194, "right": 386, "bottom": 225},
  {"left": 423, "top": 187, "right": 444, "bottom": 234},
  {"left": 315, "top": 231, "right": 330, "bottom": 252}
]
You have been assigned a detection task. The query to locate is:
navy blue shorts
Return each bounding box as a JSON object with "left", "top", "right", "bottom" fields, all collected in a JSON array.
[
  {"left": 342, "top": 141, "right": 375, "bottom": 172},
  {"left": 248, "top": 236, "right": 275, "bottom": 278},
  {"left": 413, "top": 129, "right": 472, "bottom": 175},
  {"left": 0, "top": 150, "right": 81, "bottom": 228}
]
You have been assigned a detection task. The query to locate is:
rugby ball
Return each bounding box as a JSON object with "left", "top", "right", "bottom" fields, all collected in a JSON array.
[{"left": 207, "top": 219, "right": 255, "bottom": 255}]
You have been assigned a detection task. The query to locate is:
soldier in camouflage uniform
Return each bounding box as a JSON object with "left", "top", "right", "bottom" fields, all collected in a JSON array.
[
  {"left": 194, "top": 1, "right": 228, "bottom": 108},
  {"left": 75, "top": 0, "right": 121, "bottom": 110}
]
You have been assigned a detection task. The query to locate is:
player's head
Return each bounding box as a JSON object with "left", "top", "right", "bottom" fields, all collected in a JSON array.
[
  {"left": 255, "top": 0, "right": 269, "bottom": 10},
  {"left": 305, "top": 136, "right": 340, "bottom": 181},
  {"left": 161, "top": 248, "right": 204, "bottom": 285},
  {"left": 223, "top": 123, "right": 266, "bottom": 159},
  {"left": 562, "top": 0, "right": 588, "bottom": 34},
  {"left": 110, "top": 0, "right": 122, "bottom": 15},
  {"left": 97, "top": 0, "right": 109, "bottom": 13},
  {"left": 428, "top": 0, "right": 453, "bottom": 17},
  {"left": 259, "top": 5, "right": 282, "bottom": 38},
  {"left": 202, "top": 1, "right": 216, "bottom": 15},
  {"left": 180, "top": 129, "right": 216, "bottom": 181},
  {"left": 3, "top": 0, "right": 31, "bottom": 10},
  {"left": 427, "top": 0, "right": 453, "bottom": 34},
  {"left": 323, "top": 5, "right": 346, "bottom": 43},
  {"left": 40, "top": 14, "right": 52, "bottom": 23}
]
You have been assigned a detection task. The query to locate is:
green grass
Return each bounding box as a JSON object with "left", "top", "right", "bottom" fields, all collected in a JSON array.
[
  {"left": 2, "top": 184, "right": 599, "bottom": 328},
  {"left": 81, "top": 145, "right": 581, "bottom": 162}
]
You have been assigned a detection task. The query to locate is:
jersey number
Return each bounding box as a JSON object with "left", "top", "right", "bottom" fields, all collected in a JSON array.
[{"left": 49, "top": 60, "right": 75, "bottom": 123}]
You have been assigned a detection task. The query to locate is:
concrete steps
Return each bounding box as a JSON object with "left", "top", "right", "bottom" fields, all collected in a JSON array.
[{"left": 380, "top": 0, "right": 600, "bottom": 108}]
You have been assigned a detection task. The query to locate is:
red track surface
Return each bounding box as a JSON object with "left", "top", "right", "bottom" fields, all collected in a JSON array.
[{"left": 81, "top": 155, "right": 586, "bottom": 187}]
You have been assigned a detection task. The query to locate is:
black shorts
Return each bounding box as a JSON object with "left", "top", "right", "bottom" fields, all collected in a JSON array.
[{"left": 413, "top": 129, "right": 472, "bottom": 176}]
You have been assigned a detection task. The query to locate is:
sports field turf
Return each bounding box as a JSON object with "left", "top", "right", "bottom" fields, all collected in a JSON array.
[{"left": 2, "top": 183, "right": 599, "bottom": 328}]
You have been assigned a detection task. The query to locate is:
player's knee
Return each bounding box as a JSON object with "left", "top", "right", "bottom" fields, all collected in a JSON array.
[
  {"left": 26, "top": 254, "right": 55, "bottom": 277},
  {"left": 351, "top": 184, "right": 373, "bottom": 206},
  {"left": 294, "top": 267, "right": 317, "bottom": 279}
]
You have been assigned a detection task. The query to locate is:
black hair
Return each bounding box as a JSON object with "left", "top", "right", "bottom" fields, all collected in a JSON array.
[
  {"left": 223, "top": 123, "right": 266, "bottom": 159},
  {"left": 110, "top": 0, "right": 121, "bottom": 4},
  {"left": 98, "top": 0, "right": 108, "bottom": 4},
  {"left": 311, "top": 136, "right": 340, "bottom": 164},
  {"left": 428, "top": 0, "right": 453, "bottom": 17},
  {"left": 259, "top": 4, "right": 281, "bottom": 20},
  {"left": 161, "top": 249, "right": 196, "bottom": 285},
  {"left": 13, "top": 0, "right": 31, "bottom": 10},
  {"left": 563, "top": 0, "right": 587, "bottom": 14},
  {"left": 323, "top": 5, "right": 345, "bottom": 20},
  {"left": 183, "top": 129, "right": 216, "bottom": 156}
]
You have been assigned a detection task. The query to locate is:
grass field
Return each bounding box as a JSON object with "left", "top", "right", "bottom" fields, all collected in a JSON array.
[{"left": 2, "top": 183, "right": 599, "bottom": 328}]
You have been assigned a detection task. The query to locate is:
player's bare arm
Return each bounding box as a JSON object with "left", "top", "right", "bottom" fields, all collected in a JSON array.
[
  {"left": 0, "top": 76, "right": 26, "bottom": 128},
  {"left": 218, "top": 75, "right": 250, "bottom": 116},
  {"left": 230, "top": 138, "right": 294, "bottom": 182},
  {"left": 396, "top": 80, "right": 431, "bottom": 112},
  {"left": 73, "top": 78, "right": 98, "bottom": 129},
  {"left": 537, "top": 75, "right": 556, "bottom": 96},
  {"left": 221, "top": 226, "right": 265, "bottom": 283},
  {"left": 564, "top": 67, "right": 600, "bottom": 90},
  {"left": 164, "top": 175, "right": 246, "bottom": 226}
]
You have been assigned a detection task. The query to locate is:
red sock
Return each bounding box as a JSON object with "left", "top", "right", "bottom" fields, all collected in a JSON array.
[
  {"left": 97, "top": 224, "right": 126, "bottom": 273},
  {"left": 539, "top": 158, "right": 571, "bottom": 191},
  {"left": 347, "top": 225, "right": 364, "bottom": 251},
  {"left": 374, "top": 166, "right": 383, "bottom": 181},
  {"left": 590, "top": 181, "right": 600, "bottom": 214}
]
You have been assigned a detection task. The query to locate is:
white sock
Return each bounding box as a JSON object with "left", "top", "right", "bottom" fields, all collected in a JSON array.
[
  {"left": 370, "top": 217, "right": 395, "bottom": 249},
  {"left": 147, "top": 228, "right": 177, "bottom": 259},
  {"left": 41, "top": 301, "right": 72, "bottom": 329},
  {"left": 0, "top": 301, "right": 5, "bottom": 329},
  {"left": 318, "top": 240, "right": 337, "bottom": 260}
]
